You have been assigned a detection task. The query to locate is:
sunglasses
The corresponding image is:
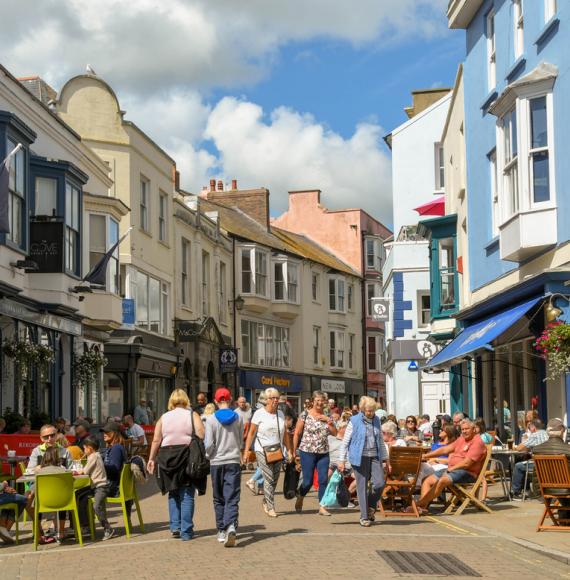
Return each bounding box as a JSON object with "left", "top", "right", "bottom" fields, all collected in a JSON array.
[
  {"left": 41, "top": 432, "right": 57, "bottom": 440},
  {"left": 406, "top": 420, "right": 416, "bottom": 424}
]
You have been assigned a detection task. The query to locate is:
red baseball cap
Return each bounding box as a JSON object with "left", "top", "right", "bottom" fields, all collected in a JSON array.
[{"left": 214, "top": 388, "right": 232, "bottom": 403}]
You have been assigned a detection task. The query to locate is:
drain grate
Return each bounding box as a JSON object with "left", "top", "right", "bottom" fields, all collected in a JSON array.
[{"left": 377, "top": 550, "right": 481, "bottom": 577}]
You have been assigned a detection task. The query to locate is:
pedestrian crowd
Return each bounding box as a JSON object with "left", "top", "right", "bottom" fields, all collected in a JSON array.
[{"left": 1, "top": 389, "right": 569, "bottom": 547}]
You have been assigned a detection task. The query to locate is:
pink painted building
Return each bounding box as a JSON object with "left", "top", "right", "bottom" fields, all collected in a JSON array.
[{"left": 273, "top": 190, "right": 392, "bottom": 404}]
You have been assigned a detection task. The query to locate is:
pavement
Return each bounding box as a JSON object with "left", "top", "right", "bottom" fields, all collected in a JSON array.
[{"left": 1, "top": 473, "right": 569, "bottom": 580}]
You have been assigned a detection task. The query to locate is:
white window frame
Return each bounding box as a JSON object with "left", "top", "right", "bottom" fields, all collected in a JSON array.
[
  {"left": 434, "top": 143, "right": 445, "bottom": 191},
  {"left": 272, "top": 258, "right": 299, "bottom": 304},
  {"left": 328, "top": 276, "right": 346, "bottom": 313},
  {"left": 241, "top": 319, "right": 290, "bottom": 368},
  {"left": 486, "top": 10, "right": 496, "bottom": 90},
  {"left": 544, "top": 0, "right": 557, "bottom": 21},
  {"left": 219, "top": 261, "right": 227, "bottom": 324},
  {"left": 417, "top": 291, "right": 431, "bottom": 328},
  {"left": 365, "top": 237, "right": 383, "bottom": 271},
  {"left": 496, "top": 89, "right": 556, "bottom": 226},
  {"left": 202, "top": 250, "right": 210, "bottom": 316},
  {"left": 89, "top": 213, "right": 119, "bottom": 294},
  {"left": 313, "top": 326, "right": 321, "bottom": 366},
  {"left": 158, "top": 191, "right": 167, "bottom": 242},
  {"left": 7, "top": 139, "right": 25, "bottom": 248},
  {"left": 489, "top": 149, "right": 500, "bottom": 237},
  {"left": 311, "top": 272, "right": 320, "bottom": 302},
  {"left": 129, "top": 268, "right": 168, "bottom": 335},
  {"left": 513, "top": 0, "right": 524, "bottom": 60},
  {"left": 366, "top": 282, "right": 382, "bottom": 317},
  {"left": 240, "top": 246, "right": 268, "bottom": 298},
  {"left": 347, "top": 283, "right": 354, "bottom": 311},
  {"left": 65, "top": 182, "right": 81, "bottom": 276},
  {"left": 329, "top": 329, "right": 345, "bottom": 369},
  {"left": 181, "top": 238, "right": 191, "bottom": 307},
  {"left": 140, "top": 176, "right": 149, "bottom": 232}
]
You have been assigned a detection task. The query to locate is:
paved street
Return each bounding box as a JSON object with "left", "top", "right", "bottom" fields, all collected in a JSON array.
[{"left": 1, "top": 474, "right": 570, "bottom": 580}]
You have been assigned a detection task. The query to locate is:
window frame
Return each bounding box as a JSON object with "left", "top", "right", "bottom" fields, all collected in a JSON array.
[
  {"left": 544, "top": 0, "right": 557, "bottom": 21},
  {"left": 313, "top": 326, "right": 321, "bottom": 366},
  {"left": 64, "top": 181, "right": 81, "bottom": 276},
  {"left": 365, "top": 237, "right": 383, "bottom": 271},
  {"left": 434, "top": 142, "right": 445, "bottom": 191},
  {"left": 486, "top": 10, "right": 497, "bottom": 90},
  {"left": 417, "top": 291, "right": 431, "bottom": 328},
  {"left": 140, "top": 175, "right": 150, "bottom": 233},
  {"left": 329, "top": 329, "right": 345, "bottom": 369},
  {"left": 311, "top": 271, "right": 320, "bottom": 302},
  {"left": 272, "top": 258, "right": 300, "bottom": 304},
  {"left": 202, "top": 250, "right": 210, "bottom": 316},
  {"left": 239, "top": 245, "right": 269, "bottom": 298},
  {"left": 367, "top": 335, "right": 378, "bottom": 371},
  {"left": 219, "top": 261, "right": 227, "bottom": 323},
  {"left": 181, "top": 238, "right": 191, "bottom": 307},
  {"left": 158, "top": 191, "right": 167, "bottom": 242},
  {"left": 89, "top": 213, "right": 119, "bottom": 293},
  {"left": 130, "top": 267, "right": 169, "bottom": 335},
  {"left": 513, "top": 0, "right": 524, "bottom": 61},
  {"left": 328, "top": 276, "right": 346, "bottom": 313},
  {"left": 348, "top": 333, "right": 355, "bottom": 370},
  {"left": 6, "top": 138, "right": 27, "bottom": 250},
  {"left": 241, "top": 319, "right": 290, "bottom": 368}
]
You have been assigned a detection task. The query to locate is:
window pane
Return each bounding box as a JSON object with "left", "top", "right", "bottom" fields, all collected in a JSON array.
[
  {"left": 89, "top": 214, "right": 106, "bottom": 253},
  {"left": 532, "top": 151, "right": 550, "bottom": 203},
  {"left": 35, "top": 177, "right": 58, "bottom": 216},
  {"left": 149, "top": 277, "right": 161, "bottom": 332},
  {"left": 242, "top": 249, "right": 252, "bottom": 293},
  {"left": 136, "top": 271, "right": 149, "bottom": 328},
  {"left": 329, "top": 279, "right": 336, "bottom": 310},
  {"left": 274, "top": 263, "right": 284, "bottom": 300},
  {"left": 530, "top": 97, "right": 548, "bottom": 149},
  {"left": 15, "top": 147, "right": 24, "bottom": 194}
]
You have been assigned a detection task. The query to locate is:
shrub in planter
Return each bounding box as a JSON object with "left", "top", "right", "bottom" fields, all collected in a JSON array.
[{"left": 1, "top": 407, "right": 26, "bottom": 434}]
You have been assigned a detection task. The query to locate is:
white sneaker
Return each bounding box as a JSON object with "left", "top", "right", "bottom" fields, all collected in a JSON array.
[
  {"left": 217, "top": 530, "right": 226, "bottom": 543},
  {"left": 0, "top": 526, "right": 14, "bottom": 544},
  {"left": 224, "top": 524, "right": 236, "bottom": 548}
]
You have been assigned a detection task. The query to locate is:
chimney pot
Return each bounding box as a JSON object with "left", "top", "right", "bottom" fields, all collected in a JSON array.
[
  {"left": 217, "top": 180, "right": 224, "bottom": 191},
  {"left": 209, "top": 179, "right": 216, "bottom": 192},
  {"left": 231, "top": 179, "right": 237, "bottom": 190}
]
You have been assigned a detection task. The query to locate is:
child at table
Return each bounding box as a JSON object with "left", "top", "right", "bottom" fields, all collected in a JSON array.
[
  {"left": 76, "top": 437, "right": 115, "bottom": 541},
  {"left": 37, "top": 446, "right": 68, "bottom": 543}
]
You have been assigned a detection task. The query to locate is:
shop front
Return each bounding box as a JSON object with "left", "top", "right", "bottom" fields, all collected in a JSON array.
[
  {"left": 309, "top": 376, "right": 365, "bottom": 409},
  {"left": 240, "top": 369, "right": 305, "bottom": 414},
  {"left": 103, "top": 331, "right": 178, "bottom": 423}
]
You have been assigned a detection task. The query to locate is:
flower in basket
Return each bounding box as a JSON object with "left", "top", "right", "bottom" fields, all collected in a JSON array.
[
  {"left": 534, "top": 321, "right": 570, "bottom": 380},
  {"left": 73, "top": 349, "right": 108, "bottom": 389}
]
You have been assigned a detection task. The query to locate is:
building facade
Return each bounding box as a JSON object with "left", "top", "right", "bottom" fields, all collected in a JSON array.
[
  {"left": 272, "top": 189, "right": 391, "bottom": 405},
  {"left": 427, "top": 0, "right": 570, "bottom": 436}
]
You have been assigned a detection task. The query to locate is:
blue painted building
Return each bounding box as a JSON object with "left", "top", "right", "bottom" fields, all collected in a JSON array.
[{"left": 428, "top": 1, "right": 570, "bottom": 438}]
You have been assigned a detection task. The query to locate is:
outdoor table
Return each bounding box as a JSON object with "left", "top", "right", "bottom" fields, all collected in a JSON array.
[
  {"left": 490, "top": 447, "right": 528, "bottom": 495},
  {"left": 0, "top": 455, "right": 29, "bottom": 484},
  {"left": 16, "top": 473, "right": 91, "bottom": 490}
]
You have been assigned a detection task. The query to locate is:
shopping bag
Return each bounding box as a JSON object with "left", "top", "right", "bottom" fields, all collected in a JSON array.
[
  {"left": 283, "top": 461, "right": 300, "bottom": 500},
  {"left": 320, "top": 470, "right": 342, "bottom": 508},
  {"left": 336, "top": 476, "right": 350, "bottom": 507}
]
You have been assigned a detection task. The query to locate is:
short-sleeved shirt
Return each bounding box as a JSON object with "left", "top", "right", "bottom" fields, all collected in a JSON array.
[
  {"left": 299, "top": 412, "right": 329, "bottom": 454},
  {"left": 128, "top": 423, "right": 147, "bottom": 445},
  {"left": 448, "top": 435, "right": 487, "bottom": 478},
  {"left": 252, "top": 409, "right": 285, "bottom": 453},
  {"left": 525, "top": 429, "right": 549, "bottom": 449}
]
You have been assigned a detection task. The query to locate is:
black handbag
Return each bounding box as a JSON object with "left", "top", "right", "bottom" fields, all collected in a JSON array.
[
  {"left": 336, "top": 476, "right": 350, "bottom": 507},
  {"left": 186, "top": 411, "right": 210, "bottom": 480},
  {"left": 283, "top": 461, "right": 300, "bottom": 500}
]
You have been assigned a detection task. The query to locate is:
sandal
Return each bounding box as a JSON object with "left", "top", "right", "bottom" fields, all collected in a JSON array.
[
  {"left": 368, "top": 508, "right": 376, "bottom": 522},
  {"left": 39, "top": 535, "right": 56, "bottom": 545},
  {"left": 359, "top": 519, "right": 371, "bottom": 527}
]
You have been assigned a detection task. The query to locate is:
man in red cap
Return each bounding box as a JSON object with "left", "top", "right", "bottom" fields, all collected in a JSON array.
[{"left": 204, "top": 387, "right": 244, "bottom": 547}]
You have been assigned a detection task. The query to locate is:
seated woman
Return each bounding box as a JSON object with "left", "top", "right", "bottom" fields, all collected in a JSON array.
[
  {"left": 398, "top": 416, "right": 424, "bottom": 446},
  {"left": 427, "top": 425, "right": 457, "bottom": 472},
  {"left": 381, "top": 421, "right": 406, "bottom": 448},
  {"left": 474, "top": 417, "right": 494, "bottom": 444}
]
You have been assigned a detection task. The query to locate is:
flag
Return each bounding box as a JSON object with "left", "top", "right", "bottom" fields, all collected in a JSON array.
[
  {"left": 0, "top": 143, "right": 22, "bottom": 234},
  {"left": 84, "top": 227, "right": 132, "bottom": 286}
]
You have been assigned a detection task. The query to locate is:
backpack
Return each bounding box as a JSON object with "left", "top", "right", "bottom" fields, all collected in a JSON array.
[{"left": 186, "top": 412, "right": 210, "bottom": 480}]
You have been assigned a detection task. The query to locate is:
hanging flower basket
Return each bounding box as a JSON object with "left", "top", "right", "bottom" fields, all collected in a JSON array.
[
  {"left": 2, "top": 338, "right": 55, "bottom": 367},
  {"left": 73, "top": 349, "right": 108, "bottom": 391},
  {"left": 534, "top": 321, "right": 570, "bottom": 381}
]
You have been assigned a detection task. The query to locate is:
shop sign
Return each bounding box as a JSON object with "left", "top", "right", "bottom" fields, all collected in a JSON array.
[
  {"left": 370, "top": 297, "right": 390, "bottom": 322},
  {"left": 321, "top": 379, "right": 346, "bottom": 394},
  {"left": 388, "top": 339, "right": 441, "bottom": 362},
  {"left": 240, "top": 370, "right": 303, "bottom": 393},
  {"left": 29, "top": 222, "right": 64, "bottom": 272},
  {"left": 122, "top": 298, "right": 135, "bottom": 329},
  {"left": 0, "top": 434, "right": 74, "bottom": 459},
  {"left": 219, "top": 348, "right": 238, "bottom": 373},
  {"left": 176, "top": 321, "right": 198, "bottom": 342},
  {"left": 0, "top": 299, "right": 82, "bottom": 336}
]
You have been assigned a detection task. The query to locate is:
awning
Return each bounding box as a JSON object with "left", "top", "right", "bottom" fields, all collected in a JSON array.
[
  {"left": 425, "top": 296, "right": 543, "bottom": 369},
  {"left": 414, "top": 195, "right": 445, "bottom": 216}
]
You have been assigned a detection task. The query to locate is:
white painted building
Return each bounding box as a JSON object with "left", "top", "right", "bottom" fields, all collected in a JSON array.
[{"left": 383, "top": 90, "right": 452, "bottom": 419}]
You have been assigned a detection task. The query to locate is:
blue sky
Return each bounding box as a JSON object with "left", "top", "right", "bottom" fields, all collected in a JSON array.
[{"left": 1, "top": 0, "right": 466, "bottom": 227}]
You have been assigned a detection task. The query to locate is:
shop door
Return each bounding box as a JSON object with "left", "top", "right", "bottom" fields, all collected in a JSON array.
[{"left": 422, "top": 379, "right": 449, "bottom": 417}]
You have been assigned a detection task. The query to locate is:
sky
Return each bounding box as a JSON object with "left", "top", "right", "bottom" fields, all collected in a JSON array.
[{"left": 2, "top": 0, "right": 465, "bottom": 227}]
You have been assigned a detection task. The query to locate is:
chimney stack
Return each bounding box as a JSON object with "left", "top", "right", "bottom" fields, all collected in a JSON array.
[
  {"left": 231, "top": 179, "right": 238, "bottom": 190},
  {"left": 209, "top": 179, "right": 216, "bottom": 192},
  {"left": 217, "top": 180, "right": 224, "bottom": 191}
]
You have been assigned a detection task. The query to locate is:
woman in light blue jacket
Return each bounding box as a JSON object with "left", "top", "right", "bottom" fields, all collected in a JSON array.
[{"left": 338, "top": 396, "right": 389, "bottom": 527}]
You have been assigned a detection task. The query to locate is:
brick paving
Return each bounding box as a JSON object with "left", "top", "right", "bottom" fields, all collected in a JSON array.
[{"left": 1, "top": 475, "right": 569, "bottom": 580}]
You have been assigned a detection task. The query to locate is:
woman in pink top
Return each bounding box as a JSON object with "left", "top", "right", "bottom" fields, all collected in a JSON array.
[{"left": 148, "top": 389, "right": 204, "bottom": 541}]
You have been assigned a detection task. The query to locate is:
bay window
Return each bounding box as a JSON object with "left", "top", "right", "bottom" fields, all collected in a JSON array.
[
  {"left": 366, "top": 282, "right": 382, "bottom": 316},
  {"left": 34, "top": 177, "right": 57, "bottom": 217},
  {"left": 89, "top": 214, "right": 119, "bottom": 293},
  {"left": 502, "top": 108, "right": 519, "bottom": 218},
  {"left": 240, "top": 246, "right": 268, "bottom": 297},
  {"left": 328, "top": 276, "right": 346, "bottom": 312},
  {"left": 438, "top": 238, "right": 456, "bottom": 309},
  {"left": 368, "top": 336, "right": 378, "bottom": 371},
  {"left": 273, "top": 259, "right": 299, "bottom": 303},
  {"left": 329, "top": 330, "right": 345, "bottom": 369},
  {"left": 7, "top": 138, "right": 25, "bottom": 248},
  {"left": 241, "top": 319, "right": 290, "bottom": 368},
  {"left": 529, "top": 96, "right": 550, "bottom": 203},
  {"left": 65, "top": 182, "right": 80, "bottom": 275},
  {"left": 130, "top": 269, "right": 169, "bottom": 334}
]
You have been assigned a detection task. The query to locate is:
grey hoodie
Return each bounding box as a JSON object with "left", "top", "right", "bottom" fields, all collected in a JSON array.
[{"left": 204, "top": 408, "right": 244, "bottom": 466}]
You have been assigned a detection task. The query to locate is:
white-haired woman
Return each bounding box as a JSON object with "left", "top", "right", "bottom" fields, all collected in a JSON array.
[
  {"left": 338, "top": 396, "right": 389, "bottom": 527},
  {"left": 242, "top": 388, "right": 293, "bottom": 517},
  {"left": 382, "top": 421, "right": 407, "bottom": 449}
]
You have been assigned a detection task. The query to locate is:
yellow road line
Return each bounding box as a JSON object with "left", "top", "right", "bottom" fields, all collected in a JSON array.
[{"left": 424, "top": 515, "right": 478, "bottom": 536}]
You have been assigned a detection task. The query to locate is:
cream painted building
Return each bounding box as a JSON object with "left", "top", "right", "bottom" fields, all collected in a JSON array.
[
  {"left": 0, "top": 67, "right": 117, "bottom": 422},
  {"left": 201, "top": 183, "right": 364, "bottom": 412}
]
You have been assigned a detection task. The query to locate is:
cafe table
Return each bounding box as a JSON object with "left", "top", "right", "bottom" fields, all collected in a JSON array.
[
  {"left": 0, "top": 455, "right": 29, "bottom": 484},
  {"left": 16, "top": 472, "right": 91, "bottom": 490},
  {"left": 490, "top": 447, "right": 528, "bottom": 496}
]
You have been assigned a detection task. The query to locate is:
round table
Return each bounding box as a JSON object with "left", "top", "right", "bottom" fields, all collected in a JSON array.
[
  {"left": 491, "top": 448, "right": 529, "bottom": 495},
  {"left": 0, "top": 455, "right": 29, "bottom": 483}
]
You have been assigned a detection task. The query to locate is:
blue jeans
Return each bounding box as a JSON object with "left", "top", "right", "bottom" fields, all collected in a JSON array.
[
  {"left": 435, "top": 469, "right": 476, "bottom": 484},
  {"left": 0, "top": 492, "right": 27, "bottom": 518},
  {"left": 210, "top": 463, "right": 241, "bottom": 531},
  {"left": 168, "top": 485, "right": 195, "bottom": 540},
  {"left": 252, "top": 467, "right": 264, "bottom": 485},
  {"left": 299, "top": 451, "right": 330, "bottom": 501},
  {"left": 512, "top": 461, "right": 533, "bottom": 494}
]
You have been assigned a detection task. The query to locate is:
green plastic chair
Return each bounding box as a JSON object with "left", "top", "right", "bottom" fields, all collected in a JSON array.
[
  {"left": 0, "top": 503, "right": 21, "bottom": 544},
  {"left": 33, "top": 472, "right": 84, "bottom": 550},
  {"left": 91, "top": 464, "right": 144, "bottom": 538}
]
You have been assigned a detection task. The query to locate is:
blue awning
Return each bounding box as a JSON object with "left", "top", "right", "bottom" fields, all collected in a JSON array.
[{"left": 425, "top": 296, "right": 543, "bottom": 369}]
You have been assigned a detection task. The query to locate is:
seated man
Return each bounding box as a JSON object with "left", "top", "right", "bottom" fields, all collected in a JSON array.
[
  {"left": 73, "top": 419, "right": 91, "bottom": 450},
  {"left": 511, "top": 418, "right": 549, "bottom": 499},
  {"left": 28, "top": 424, "right": 72, "bottom": 471},
  {"left": 123, "top": 414, "right": 147, "bottom": 446},
  {"left": 0, "top": 480, "right": 33, "bottom": 544},
  {"left": 417, "top": 419, "right": 487, "bottom": 511}
]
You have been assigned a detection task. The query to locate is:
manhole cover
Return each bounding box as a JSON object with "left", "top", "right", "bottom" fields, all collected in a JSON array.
[{"left": 377, "top": 550, "right": 481, "bottom": 577}]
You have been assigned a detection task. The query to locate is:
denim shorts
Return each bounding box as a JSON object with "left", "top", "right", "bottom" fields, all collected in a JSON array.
[{"left": 435, "top": 469, "right": 476, "bottom": 484}]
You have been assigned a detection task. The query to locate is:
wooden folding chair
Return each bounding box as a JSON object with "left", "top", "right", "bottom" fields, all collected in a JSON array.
[
  {"left": 444, "top": 444, "right": 493, "bottom": 515},
  {"left": 379, "top": 446, "right": 423, "bottom": 518},
  {"left": 534, "top": 455, "right": 570, "bottom": 532}
]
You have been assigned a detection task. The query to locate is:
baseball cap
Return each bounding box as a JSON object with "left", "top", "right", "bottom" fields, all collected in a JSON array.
[
  {"left": 547, "top": 418, "right": 566, "bottom": 431},
  {"left": 214, "top": 387, "right": 232, "bottom": 403},
  {"left": 100, "top": 421, "right": 121, "bottom": 434},
  {"left": 74, "top": 419, "right": 90, "bottom": 430}
]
